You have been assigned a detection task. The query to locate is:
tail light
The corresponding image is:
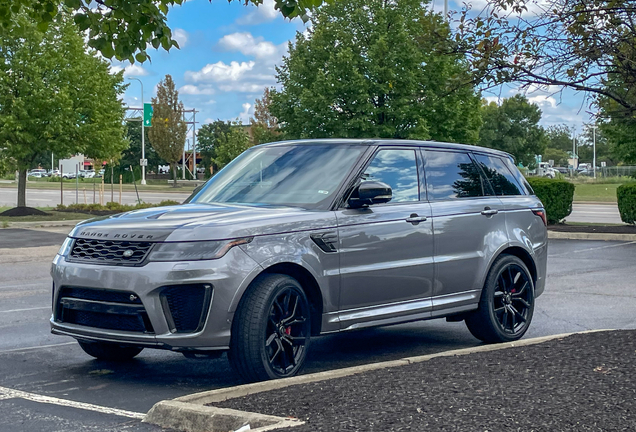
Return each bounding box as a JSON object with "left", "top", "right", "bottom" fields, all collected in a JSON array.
[{"left": 532, "top": 209, "right": 547, "bottom": 226}]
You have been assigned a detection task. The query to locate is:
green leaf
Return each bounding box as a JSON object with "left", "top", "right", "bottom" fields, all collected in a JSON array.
[{"left": 135, "top": 52, "right": 148, "bottom": 63}]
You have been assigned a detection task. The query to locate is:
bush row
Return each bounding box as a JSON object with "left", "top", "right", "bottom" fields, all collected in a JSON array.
[
  {"left": 56, "top": 200, "right": 181, "bottom": 214},
  {"left": 526, "top": 178, "right": 575, "bottom": 224}
]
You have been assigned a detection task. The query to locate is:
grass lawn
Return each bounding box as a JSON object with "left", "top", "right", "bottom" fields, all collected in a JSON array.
[{"left": 573, "top": 183, "right": 621, "bottom": 203}]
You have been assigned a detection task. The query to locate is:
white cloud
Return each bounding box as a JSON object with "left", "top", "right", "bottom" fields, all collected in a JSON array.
[
  {"left": 527, "top": 95, "right": 557, "bottom": 109},
  {"left": 236, "top": 0, "right": 279, "bottom": 25},
  {"left": 217, "top": 32, "right": 286, "bottom": 62},
  {"left": 110, "top": 63, "right": 149, "bottom": 77},
  {"left": 173, "top": 28, "right": 189, "bottom": 48},
  {"left": 185, "top": 61, "right": 256, "bottom": 83},
  {"left": 179, "top": 84, "right": 215, "bottom": 95},
  {"left": 239, "top": 102, "right": 253, "bottom": 123}
]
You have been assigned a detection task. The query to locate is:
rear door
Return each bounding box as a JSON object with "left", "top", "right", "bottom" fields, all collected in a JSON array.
[
  {"left": 423, "top": 149, "right": 508, "bottom": 315},
  {"left": 335, "top": 147, "right": 434, "bottom": 330}
]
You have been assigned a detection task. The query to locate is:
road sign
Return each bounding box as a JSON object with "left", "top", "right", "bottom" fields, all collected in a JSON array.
[
  {"left": 140, "top": 159, "right": 148, "bottom": 166},
  {"left": 143, "top": 103, "right": 153, "bottom": 127}
]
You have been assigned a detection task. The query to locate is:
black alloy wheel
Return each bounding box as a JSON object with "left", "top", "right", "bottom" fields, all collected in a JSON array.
[
  {"left": 229, "top": 274, "right": 311, "bottom": 382},
  {"left": 265, "top": 287, "right": 310, "bottom": 376},
  {"left": 466, "top": 254, "right": 535, "bottom": 343},
  {"left": 492, "top": 263, "right": 533, "bottom": 335}
]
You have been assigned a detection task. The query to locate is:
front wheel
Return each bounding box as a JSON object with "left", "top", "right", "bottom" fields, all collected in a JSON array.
[
  {"left": 229, "top": 274, "right": 311, "bottom": 382},
  {"left": 78, "top": 341, "right": 143, "bottom": 361},
  {"left": 465, "top": 255, "right": 535, "bottom": 343}
]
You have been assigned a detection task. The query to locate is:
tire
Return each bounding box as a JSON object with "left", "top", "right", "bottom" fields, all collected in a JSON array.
[
  {"left": 78, "top": 341, "right": 143, "bottom": 361},
  {"left": 229, "top": 274, "right": 311, "bottom": 382},
  {"left": 465, "top": 254, "right": 535, "bottom": 343}
]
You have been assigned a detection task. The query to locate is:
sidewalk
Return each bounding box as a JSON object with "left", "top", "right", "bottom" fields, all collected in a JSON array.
[{"left": 214, "top": 330, "right": 635, "bottom": 431}]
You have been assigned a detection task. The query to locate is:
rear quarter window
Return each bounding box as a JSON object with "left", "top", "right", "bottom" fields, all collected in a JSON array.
[{"left": 474, "top": 154, "right": 528, "bottom": 196}]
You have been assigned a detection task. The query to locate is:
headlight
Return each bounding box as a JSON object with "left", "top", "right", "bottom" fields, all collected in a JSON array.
[
  {"left": 57, "top": 237, "right": 74, "bottom": 257},
  {"left": 147, "top": 238, "right": 253, "bottom": 262}
]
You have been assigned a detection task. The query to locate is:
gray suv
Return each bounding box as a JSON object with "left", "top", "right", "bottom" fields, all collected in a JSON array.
[{"left": 51, "top": 139, "right": 547, "bottom": 382}]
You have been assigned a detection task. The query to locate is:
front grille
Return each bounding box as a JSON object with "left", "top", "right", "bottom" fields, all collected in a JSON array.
[
  {"left": 161, "top": 285, "right": 212, "bottom": 333},
  {"left": 55, "top": 287, "right": 154, "bottom": 334},
  {"left": 68, "top": 239, "right": 153, "bottom": 266}
]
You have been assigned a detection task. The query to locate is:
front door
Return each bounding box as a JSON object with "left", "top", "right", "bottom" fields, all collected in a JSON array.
[{"left": 335, "top": 147, "right": 434, "bottom": 330}]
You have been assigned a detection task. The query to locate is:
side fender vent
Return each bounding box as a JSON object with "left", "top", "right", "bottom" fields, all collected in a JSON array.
[{"left": 310, "top": 231, "right": 338, "bottom": 253}]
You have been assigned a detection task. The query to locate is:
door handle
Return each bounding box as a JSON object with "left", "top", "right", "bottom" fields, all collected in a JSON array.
[
  {"left": 481, "top": 207, "right": 499, "bottom": 216},
  {"left": 406, "top": 214, "right": 427, "bottom": 224}
]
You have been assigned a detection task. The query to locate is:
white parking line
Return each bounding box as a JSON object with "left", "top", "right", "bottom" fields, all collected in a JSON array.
[
  {"left": 0, "top": 306, "right": 50, "bottom": 313},
  {"left": 0, "top": 386, "right": 145, "bottom": 419},
  {"left": 0, "top": 342, "right": 76, "bottom": 354}
]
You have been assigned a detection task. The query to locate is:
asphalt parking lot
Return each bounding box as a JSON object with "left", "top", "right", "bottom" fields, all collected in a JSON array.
[{"left": 0, "top": 231, "right": 635, "bottom": 431}]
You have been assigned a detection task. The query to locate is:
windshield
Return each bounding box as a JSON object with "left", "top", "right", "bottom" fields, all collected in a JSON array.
[{"left": 191, "top": 144, "right": 366, "bottom": 209}]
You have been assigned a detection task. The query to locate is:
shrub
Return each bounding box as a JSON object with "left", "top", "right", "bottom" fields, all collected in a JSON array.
[
  {"left": 617, "top": 183, "right": 636, "bottom": 224},
  {"left": 526, "top": 177, "right": 575, "bottom": 224},
  {"left": 56, "top": 200, "right": 181, "bottom": 214}
]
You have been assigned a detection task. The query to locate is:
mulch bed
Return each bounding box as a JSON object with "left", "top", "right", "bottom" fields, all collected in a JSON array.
[
  {"left": 549, "top": 224, "right": 636, "bottom": 234},
  {"left": 0, "top": 207, "right": 49, "bottom": 217},
  {"left": 217, "top": 330, "right": 636, "bottom": 431}
]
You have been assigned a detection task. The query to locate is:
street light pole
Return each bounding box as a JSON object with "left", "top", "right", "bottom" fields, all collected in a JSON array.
[
  {"left": 591, "top": 125, "right": 598, "bottom": 179},
  {"left": 128, "top": 77, "right": 146, "bottom": 185}
]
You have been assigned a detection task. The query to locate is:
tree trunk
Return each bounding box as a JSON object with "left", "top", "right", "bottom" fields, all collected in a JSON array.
[
  {"left": 17, "top": 169, "right": 27, "bottom": 207},
  {"left": 171, "top": 162, "right": 177, "bottom": 187}
]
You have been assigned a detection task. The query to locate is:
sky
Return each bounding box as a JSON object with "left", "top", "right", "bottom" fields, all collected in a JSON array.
[{"left": 113, "top": 0, "right": 594, "bottom": 148}]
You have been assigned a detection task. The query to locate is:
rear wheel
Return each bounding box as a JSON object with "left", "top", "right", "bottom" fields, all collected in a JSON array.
[
  {"left": 78, "top": 341, "right": 143, "bottom": 361},
  {"left": 465, "top": 255, "right": 535, "bottom": 343},
  {"left": 229, "top": 274, "right": 311, "bottom": 382}
]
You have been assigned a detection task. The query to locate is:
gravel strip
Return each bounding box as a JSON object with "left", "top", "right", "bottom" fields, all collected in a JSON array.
[{"left": 216, "top": 331, "right": 636, "bottom": 431}]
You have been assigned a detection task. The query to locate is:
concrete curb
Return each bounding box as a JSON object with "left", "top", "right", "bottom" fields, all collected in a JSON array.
[
  {"left": 548, "top": 231, "right": 636, "bottom": 241},
  {"left": 144, "top": 401, "right": 303, "bottom": 432},
  {"left": 143, "top": 330, "right": 611, "bottom": 432}
]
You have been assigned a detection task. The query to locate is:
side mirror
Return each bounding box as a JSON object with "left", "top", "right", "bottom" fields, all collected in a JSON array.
[{"left": 348, "top": 181, "right": 392, "bottom": 208}]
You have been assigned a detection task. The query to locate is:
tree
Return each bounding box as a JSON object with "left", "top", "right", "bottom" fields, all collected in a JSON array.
[
  {"left": 211, "top": 124, "right": 253, "bottom": 170},
  {"left": 543, "top": 148, "right": 569, "bottom": 167},
  {"left": 545, "top": 125, "right": 573, "bottom": 153},
  {"left": 1, "top": 0, "right": 329, "bottom": 61},
  {"left": 477, "top": 95, "right": 547, "bottom": 168},
  {"left": 269, "top": 0, "right": 482, "bottom": 143},
  {"left": 120, "top": 120, "right": 166, "bottom": 171},
  {"left": 457, "top": 1, "right": 636, "bottom": 115},
  {"left": 251, "top": 88, "right": 281, "bottom": 145},
  {"left": 0, "top": 14, "right": 127, "bottom": 208},
  {"left": 148, "top": 75, "right": 187, "bottom": 186},
  {"left": 197, "top": 120, "right": 233, "bottom": 176}
]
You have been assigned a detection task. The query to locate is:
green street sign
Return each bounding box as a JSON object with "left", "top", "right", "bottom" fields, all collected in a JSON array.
[{"left": 143, "top": 103, "right": 153, "bottom": 127}]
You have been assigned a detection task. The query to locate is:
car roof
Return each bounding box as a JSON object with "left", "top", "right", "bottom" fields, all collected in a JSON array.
[{"left": 259, "top": 138, "right": 513, "bottom": 159}]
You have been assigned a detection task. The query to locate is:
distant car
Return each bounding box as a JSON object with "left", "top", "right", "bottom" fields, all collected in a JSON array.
[
  {"left": 49, "top": 169, "right": 61, "bottom": 177},
  {"left": 79, "top": 170, "right": 95, "bottom": 179},
  {"left": 62, "top": 172, "right": 77, "bottom": 179},
  {"left": 28, "top": 169, "right": 48, "bottom": 178},
  {"left": 554, "top": 167, "right": 568, "bottom": 174}
]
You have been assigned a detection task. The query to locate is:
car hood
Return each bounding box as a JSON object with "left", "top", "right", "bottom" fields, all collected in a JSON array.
[{"left": 69, "top": 203, "right": 336, "bottom": 242}]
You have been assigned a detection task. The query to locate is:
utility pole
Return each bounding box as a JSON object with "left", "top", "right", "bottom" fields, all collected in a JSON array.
[
  {"left": 591, "top": 125, "right": 598, "bottom": 179},
  {"left": 444, "top": 0, "right": 448, "bottom": 17},
  {"left": 128, "top": 77, "right": 147, "bottom": 185}
]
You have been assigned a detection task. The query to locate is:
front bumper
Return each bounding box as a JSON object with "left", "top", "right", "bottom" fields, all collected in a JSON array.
[{"left": 50, "top": 247, "right": 261, "bottom": 351}]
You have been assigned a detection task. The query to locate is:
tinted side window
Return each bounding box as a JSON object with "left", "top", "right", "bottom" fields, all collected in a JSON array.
[
  {"left": 424, "top": 150, "right": 485, "bottom": 200},
  {"left": 502, "top": 157, "right": 533, "bottom": 195},
  {"left": 364, "top": 149, "right": 419, "bottom": 202},
  {"left": 474, "top": 154, "right": 524, "bottom": 196}
]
